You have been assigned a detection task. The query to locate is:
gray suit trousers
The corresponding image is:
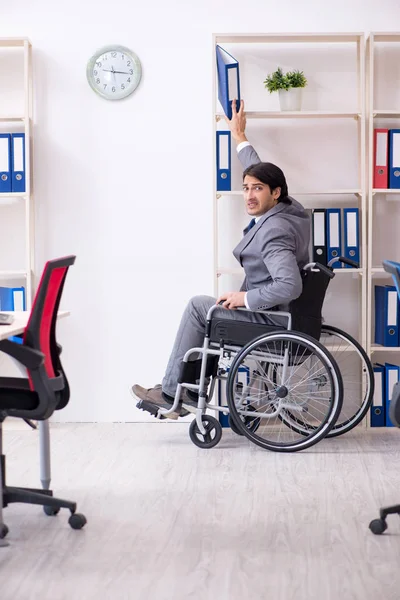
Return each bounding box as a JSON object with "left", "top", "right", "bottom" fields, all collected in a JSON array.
[{"left": 161, "top": 295, "right": 287, "bottom": 396}]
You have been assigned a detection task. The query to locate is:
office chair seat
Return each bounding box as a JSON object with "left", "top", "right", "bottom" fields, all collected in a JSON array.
[{"left": 0, "top": 378, "right": 38, "bottom": 412}]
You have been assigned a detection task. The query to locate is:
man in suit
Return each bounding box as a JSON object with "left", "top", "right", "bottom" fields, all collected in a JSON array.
[{"left": 132, "top": 100, "right": 310, "bottom": 419}]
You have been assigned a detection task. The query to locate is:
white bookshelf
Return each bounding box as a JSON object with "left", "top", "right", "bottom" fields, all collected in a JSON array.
[
  {"left": 212, "top": 32, "right": 367, "bottom": 350},
  {"left": 0, "top": 38, "right": 34, "bottom": 308},
  {"left": 366, "top": 33, "right": 400, "bottom": 357}
]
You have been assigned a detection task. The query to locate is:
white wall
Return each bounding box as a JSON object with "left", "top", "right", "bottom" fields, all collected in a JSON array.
[{"left": 1, "top": 0, "right": 400, "bottom": 422}]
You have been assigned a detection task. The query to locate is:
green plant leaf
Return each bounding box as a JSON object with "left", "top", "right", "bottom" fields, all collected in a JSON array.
[{"left": 263, "top": 67, "right": 307, "bottom": 92}]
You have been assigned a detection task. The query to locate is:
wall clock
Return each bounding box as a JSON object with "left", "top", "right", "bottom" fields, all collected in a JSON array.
[{"left": 86, "top": 45, "right": 142, "bottom": 100}]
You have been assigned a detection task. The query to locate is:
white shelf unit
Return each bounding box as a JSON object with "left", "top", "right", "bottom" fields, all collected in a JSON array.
[
  {"left": 366, "top": 33, "right": 400, "bottom": 358},
  {"left": 212, "top": 32, "right": 367, "bottom": 350},
  {"left": 0, "top": 38, "right": 34, "bottom": 309}
]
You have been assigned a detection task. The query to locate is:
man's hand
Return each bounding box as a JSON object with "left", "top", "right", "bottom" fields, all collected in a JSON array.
[
  {"left": 216, "top": 291, "right": 246, "bottom": 310},
  {"left": 224, "top": 99, "right": 247, "bottom": 144}
]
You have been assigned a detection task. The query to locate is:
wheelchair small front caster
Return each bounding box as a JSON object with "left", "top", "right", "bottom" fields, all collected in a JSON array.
[
  {"left": 0, "top": 523, "right": 9, "bottom": 539},
  {"left": 189, "top": 415, "right": 222, "bottom": 449},
  {"left": 68, "top": 513, "right": 87, "bottom": 530},
  {"left": 369, "top": 518, "right": 388, "bottom": 535},
  {"left": 43, "top": 506, "right": 60, "bottom": 516}
]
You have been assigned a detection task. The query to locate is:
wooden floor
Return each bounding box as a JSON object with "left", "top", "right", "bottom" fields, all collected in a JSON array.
[{"left": 1, "top": 423, "right": 400, "bottom": 600}]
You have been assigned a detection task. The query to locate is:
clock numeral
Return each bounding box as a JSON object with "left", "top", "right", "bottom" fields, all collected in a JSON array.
[
  {"left": 103, "top": 84, "right": 107, "bottom": 89},
  {"left": 94, "top": 70, "right": 98, "bottom": 76},
  {"left": 111, "top": 52, "right": 117, "bottom": 58},
  {"left": 129, "top": 69, "right": 133, "bottom": 75},
  {"left": 127, "top": 61, "right": 131, "bottom": 66},
  {"left": 121, "top": 55, "right": 125, "bottom": 60},
  {"left": 112, "top": 86, "right": 116, "bottom": 92},
  {"left": 121, "top": 84, "right": 125, "bottom": 90},
  {"left": 127, "top": 78, "right": 131, "bottom": 83},
  {"left": 96, "top": 61, "right": 102, "bottom": 67},
  {"left": 103, "top": 55, "right": 108, "bottom": 61},
  {"left": 96, "top": 78, "right": 100, "bottom": 84}
]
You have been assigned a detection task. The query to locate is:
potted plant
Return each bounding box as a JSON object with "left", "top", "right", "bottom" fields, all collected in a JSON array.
[{"left": 264, "top": 68, "right": 307, "bottom": 111}]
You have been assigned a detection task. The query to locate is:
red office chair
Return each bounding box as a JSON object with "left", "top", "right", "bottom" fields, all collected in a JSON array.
[{"left": 0, "top": 255, "right": 86, "bottom": 542}]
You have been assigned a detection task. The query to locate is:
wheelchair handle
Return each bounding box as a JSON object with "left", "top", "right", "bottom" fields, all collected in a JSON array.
[
  {"left": 327, "top": 256, "right": 359, "bottom": 269},
  {"left": 303, "top": 262, "right": 335, "bottom": 279}
]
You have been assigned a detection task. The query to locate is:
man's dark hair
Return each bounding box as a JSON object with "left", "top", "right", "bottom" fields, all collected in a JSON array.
[{"left": 243, "top": 162, "right": 291, "bottom": 204}]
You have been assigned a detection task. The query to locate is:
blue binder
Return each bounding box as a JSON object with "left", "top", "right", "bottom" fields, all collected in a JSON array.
[
  {"left": 218, "top": 365, "right": 249, "bottom": 428},
  {"left": 216, "top": 45, "right": 240, "bottom": 120},
  {"left": 371, "top": 364, "right": 386, "bottom": 426},
  {"left": 375, "top": 285, "right": 399, "bottom": 347},
  {"left": 343, "top": 208, "right": 360, "bottom": 267},
  {"left": 0, "top": 133, "right": 12, "bottom": 193},
  {"left": 388, "top": 129, "right": 400, "bottom": 189},
  {"left": 216, "top": 131, "right": 231, "bottom": 191},
  {"left": 385, "top": 363, "right": 400, "bottom": 427},
  {"left": 326, "top": 208, "right": 342, "bottom": 268},
  {"left": 11, "top": 133, "right": 25, "bottom": 193},
  {"left": 0, "top": 286, "right": 26, "bottom": 344}
]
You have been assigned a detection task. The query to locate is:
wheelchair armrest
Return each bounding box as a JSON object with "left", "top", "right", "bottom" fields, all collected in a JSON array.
[{"left": 0, "top": 339, "right": 45, "bottom": 370}]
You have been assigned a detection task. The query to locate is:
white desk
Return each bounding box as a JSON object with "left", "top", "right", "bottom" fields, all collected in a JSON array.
[{"left": 0, "top": 310, "right": 70, "bottom": 340}]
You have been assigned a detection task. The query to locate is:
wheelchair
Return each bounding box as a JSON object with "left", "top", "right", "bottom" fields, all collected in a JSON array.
[{"left": 158, "top": 256, "right": 374, "bottom": 453}]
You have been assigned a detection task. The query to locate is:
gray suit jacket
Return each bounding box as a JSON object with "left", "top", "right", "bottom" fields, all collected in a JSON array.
[{"left": 233, "top": 144, "right": 310, "bottom": 312}]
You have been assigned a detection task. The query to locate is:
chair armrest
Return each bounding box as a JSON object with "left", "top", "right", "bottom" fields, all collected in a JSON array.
[{"left": 0, "top": 339, "right": 45, "bottom": 370}]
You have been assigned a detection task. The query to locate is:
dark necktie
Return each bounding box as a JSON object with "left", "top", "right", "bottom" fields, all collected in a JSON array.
[{"left": 244, "top": 218, "right": 256, "bottom": 235}]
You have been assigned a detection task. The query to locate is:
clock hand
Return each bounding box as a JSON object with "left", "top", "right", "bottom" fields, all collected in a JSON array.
[{"left": 102, "top": 69, "right": 131, "bottom": 75}]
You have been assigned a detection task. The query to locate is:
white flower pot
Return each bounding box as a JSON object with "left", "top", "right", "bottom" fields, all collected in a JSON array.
[{"left": 278, "top": 87, "right": 303, "bottom": 111}]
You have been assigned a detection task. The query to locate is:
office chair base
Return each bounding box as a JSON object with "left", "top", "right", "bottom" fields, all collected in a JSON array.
[{"left": 369, "top": 504, "right": 400, "bottom": 534}]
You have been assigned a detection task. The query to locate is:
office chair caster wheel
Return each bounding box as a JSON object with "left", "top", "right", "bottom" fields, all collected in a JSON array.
[
  {"left": 229, "top": 406, "right": 261, "bottom": 436},
  {"left": 369, "top": 518, "right": 388, "bottom": 535},
  {"left": 0, "top": 523, "right": 9, "bottom": 539},
  {"left": 68, "top": 513, "right": 87, "bottom": 530},
  {"left": 189, "top": 415, "right": 222, "bottom": 449},
  {"left": 43, "top": 506, "right": 60, "bottom": 516}
]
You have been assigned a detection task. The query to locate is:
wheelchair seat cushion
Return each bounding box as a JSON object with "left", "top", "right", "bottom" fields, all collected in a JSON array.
[{"left": 209, "top": 319, "right": 285, "bottom": 346}]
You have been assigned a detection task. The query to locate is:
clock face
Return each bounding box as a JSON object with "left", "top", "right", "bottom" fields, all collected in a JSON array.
[{"left": 86, "top": 45, "right": 142, "bottom": 100}]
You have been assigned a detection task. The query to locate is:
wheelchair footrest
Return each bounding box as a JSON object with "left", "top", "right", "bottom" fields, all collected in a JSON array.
[{"left": 135, "top": 399, "right": 166, "bottom": 419}]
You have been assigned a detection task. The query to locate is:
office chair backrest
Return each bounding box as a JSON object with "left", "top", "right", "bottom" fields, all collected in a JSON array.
[
  {"left": 289, "top": 266, "right": 332, "bottom": 340},
  {"left": 23, "top": 256, "right": 76, "bottom": 390}
]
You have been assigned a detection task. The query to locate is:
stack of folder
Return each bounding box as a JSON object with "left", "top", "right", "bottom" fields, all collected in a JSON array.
[
  {"left": 373, "top": 129, "right": 400, "bottom": 189},
  {"left": 0, "top": 133, "right": 26, "bottom": 193},
  {"left": 371, "top": 363, "right": 400, "bottom": 427},
  {"left": 311, "top": 207, "right": 360, "bottom": 268}
]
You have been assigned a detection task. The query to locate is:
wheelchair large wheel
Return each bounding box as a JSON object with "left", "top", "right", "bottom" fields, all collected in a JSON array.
[
  {"left": 275, "top": 326, "right": 374, "bottom": 439},
  {"left": 226, "top": 331, "right": 343, "bottom": 452},
  {"left": 320, "top": 325, "right": 374, "bottom": 437}
]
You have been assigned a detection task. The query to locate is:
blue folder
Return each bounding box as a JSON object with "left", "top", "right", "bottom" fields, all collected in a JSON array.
[
  {"left": 216, "top": 45, "right": 241, "bottom": 120},
  {"left": 343, "top": 208, "right": 360, "bottom": 267},
  {"left": 11, "top": 133, "right": 25, "bottom": 193},
  {"left": 375, "top": 285, "right": 399, "bottom": 347},
  {"left": 216, "top": 131, "right": 231, "bottom": 191},
  {"left": 326, "top": 208, "right": 342, "bottom": 268},
  {"left": 388, "top": 129, "right": 400, "bottom": 189},
  {"left": 218, "top": 365, "right": 249, "bottom": 428},
  {"left": 0, "top": 133, "right": 12, "bottom": 193},
  {"left": 0, "top": 286, "right": 26, "bottom": 344},
  {"left": 371, "top": 364, "right": 386, "bottom": 426},
  {"left": 385, "top": 363, "right": 400, "bottom": 427}
]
